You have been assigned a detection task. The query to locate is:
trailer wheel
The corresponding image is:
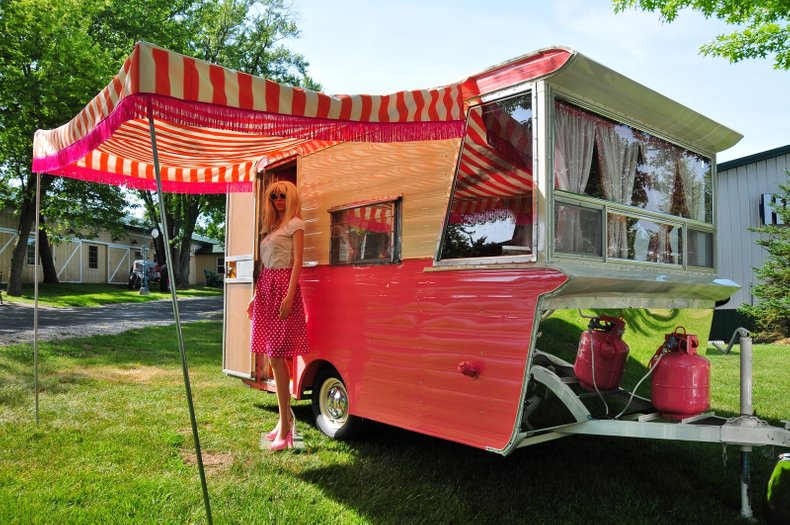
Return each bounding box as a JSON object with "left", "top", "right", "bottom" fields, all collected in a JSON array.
[{"left": 312, "top": 368, "right": 361, "bottom": 440}]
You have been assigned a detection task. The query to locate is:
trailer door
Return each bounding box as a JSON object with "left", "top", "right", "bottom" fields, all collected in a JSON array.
[{"left": 222, "top": 187, "right": 258, "bottom": 378}]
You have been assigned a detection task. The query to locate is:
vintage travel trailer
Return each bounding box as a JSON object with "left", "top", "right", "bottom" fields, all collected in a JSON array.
[
  {"left": 31, "top": 41, "right": 788, "bottom": 517},
  {"left": 222, "top": 45, "right": 790, "bottom": 465}
]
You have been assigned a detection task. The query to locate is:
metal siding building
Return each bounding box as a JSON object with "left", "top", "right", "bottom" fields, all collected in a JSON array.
[{"left": 713, "top": 144, "right": 790, "bottom": 337}]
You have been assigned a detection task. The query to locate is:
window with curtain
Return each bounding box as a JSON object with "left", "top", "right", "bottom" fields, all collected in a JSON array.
[
  {"left": 553, "top": 100, "right": 714, "bottom": 267},
  {"left": 440, "top": 93, "right": 535, "bottom": 260},
  {"left": 330, "top": 199, "right": 399, "bottom": 265}
]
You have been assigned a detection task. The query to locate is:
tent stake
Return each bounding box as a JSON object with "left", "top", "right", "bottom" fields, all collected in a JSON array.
[{"left": 148, "top": 112, "right": 213, "bottom": 525}]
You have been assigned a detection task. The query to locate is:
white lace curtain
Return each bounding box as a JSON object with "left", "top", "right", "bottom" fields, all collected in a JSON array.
[
  {"left": 554, "top": 103, "right": 596, "bottom": 252},
  {"left": 554, "top": 103, "right": 596, "bottom": 193},
  {"left": 596, "top": 124, "right": 641, "bottom": 258},
  {"left": 675, "top": 151, "right": 707, "bottom": 223}
]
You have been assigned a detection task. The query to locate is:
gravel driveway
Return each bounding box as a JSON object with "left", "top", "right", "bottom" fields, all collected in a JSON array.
[{"left": 0, "top": 296, "right": 224, "bottom": 346}]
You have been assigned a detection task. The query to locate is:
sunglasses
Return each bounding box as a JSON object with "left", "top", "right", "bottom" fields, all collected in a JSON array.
[{"left": 270, "top": 192, "right": 287, "bottom": 201}]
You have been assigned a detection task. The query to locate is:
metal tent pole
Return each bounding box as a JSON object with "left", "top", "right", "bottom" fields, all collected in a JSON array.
[
  {"left": 739, "top": 330, "right": 754, "bottom": 520},
  {"left": 147, "top": 111, "right": 213, "bottom": 525},
  {"left": 34, "top": 173, "right": 41, "bottom": 425}
]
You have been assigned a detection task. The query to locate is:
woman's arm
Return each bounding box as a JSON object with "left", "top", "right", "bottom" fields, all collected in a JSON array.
[
  {"left": 246, "top": 295, "right": 255, "bottom": 320},
  {"left": 279, "top": 227, "right": 304, "bottom": 319}
]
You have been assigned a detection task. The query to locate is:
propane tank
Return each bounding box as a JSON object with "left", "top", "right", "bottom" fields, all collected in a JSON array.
[
  {"left": 573, "top": 315, "right": 629, "bottom": 391},
  {"left": 650, "top": 327, "right": 710, "bottom": 420}
]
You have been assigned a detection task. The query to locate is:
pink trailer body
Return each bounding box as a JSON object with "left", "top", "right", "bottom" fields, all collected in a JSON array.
[{"left": 294, "top": 260, "right": 567, "bottom": 450}]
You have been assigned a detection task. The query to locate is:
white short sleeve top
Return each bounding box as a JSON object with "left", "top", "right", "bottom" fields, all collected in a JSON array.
[{"left": 259, "top": 217, "right": 305, "bottom": 269}]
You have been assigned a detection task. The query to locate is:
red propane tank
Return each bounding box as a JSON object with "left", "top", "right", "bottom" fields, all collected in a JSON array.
[
  {"left": 650, "top": 327, "right": 710, "bottom": 420},
  {"left": 574, "top": 316, "right": 630, "bottom": 391}
]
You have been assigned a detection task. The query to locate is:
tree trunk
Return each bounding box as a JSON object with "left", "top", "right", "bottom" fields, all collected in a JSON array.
[
  {"left": 38, "top": 222, "right": 60, "bottom": 284},
  {"left": 7, "top": 196, "right": 36, "bottom": 296},
  {"left": 177, "top": 235, "right": 192, "bottom": 287},
  {"left": 8, "top": 175, "right": 53, "bottom": 296},
  {"left": 153, "top": 234, "right": 165, "bottom": 266}
]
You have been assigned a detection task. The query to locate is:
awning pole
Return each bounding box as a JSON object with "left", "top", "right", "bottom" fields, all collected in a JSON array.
[
  {"left": 34, "top": 173, "right": 41, "bottom": 425},
  {"left": 147, "top": 111, "right": 213, "bottom": 525}
]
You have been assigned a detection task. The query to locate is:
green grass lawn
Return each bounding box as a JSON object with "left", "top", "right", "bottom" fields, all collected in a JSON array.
[
  {"left": 4, "top": 283, "right": 223, "bottom": 308},
  {"left": 0, "top": 321, "right": 787, "bottom": 524}
]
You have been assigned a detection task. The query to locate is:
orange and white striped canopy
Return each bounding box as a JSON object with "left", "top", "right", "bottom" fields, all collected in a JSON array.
[{"left": 32, "top": 42, "right": 573, "bottom": 193}]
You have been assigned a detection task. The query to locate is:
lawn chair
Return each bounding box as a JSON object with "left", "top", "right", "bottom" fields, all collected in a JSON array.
[{"left": 204, "top": 269, "right": 223, "bottom": 287}]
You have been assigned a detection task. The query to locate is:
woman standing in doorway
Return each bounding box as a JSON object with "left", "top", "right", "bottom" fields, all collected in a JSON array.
[{"left": 247, "top": 180, "right": 309, "bottom": 451}]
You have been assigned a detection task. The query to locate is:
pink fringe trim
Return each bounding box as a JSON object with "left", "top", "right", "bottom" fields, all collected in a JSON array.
[
  {"left": 33, "top": 94, "right": 466, "bottom": 179},
  {"left": 51, "top": 164, "right": 252, "bottom": 194}
]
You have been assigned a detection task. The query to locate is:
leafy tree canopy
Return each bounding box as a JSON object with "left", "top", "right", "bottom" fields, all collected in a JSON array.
[
  {"left": 612, "top": 0, "right": 790, "bottom": 69},
  {"left": 0, "top": 0, "right": 128, "bottom": 240},
  {"left": 1, "top": 0, "right": 317, "bottom": 291}
]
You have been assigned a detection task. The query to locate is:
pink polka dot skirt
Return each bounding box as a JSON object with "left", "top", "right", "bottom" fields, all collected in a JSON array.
[{"left": 250, "top": 268, "right": 309, "bottom": 357}]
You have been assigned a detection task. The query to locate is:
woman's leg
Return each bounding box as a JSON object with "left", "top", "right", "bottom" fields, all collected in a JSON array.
[{"left": 269, "top": 356, "right": 291, "bottom": 440}]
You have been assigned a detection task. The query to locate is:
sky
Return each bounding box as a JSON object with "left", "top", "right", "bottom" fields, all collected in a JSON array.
[{"left": 286, "top": 0, "right": 788, "bottom": 163}]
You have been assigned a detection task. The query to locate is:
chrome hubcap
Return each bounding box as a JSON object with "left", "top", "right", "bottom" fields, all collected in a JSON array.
[{"left": 322, "top": 379, "right": 348, "bottom": 424}]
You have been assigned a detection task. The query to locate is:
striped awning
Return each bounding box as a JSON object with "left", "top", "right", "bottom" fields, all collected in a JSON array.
[
  {"left": 449, "top": 94, "right": 534, "bottom": 225},
  {"left": 345, "top": 203, "right": 394, "bottom": 233},
  {"left": 32, "top": 42, "right": 573, "bottom": 193},
  {"left": 454, "top": 105, "right": 533, "bottom": 201}
]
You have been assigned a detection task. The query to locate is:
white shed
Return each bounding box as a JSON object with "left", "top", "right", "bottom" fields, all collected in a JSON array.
[{"left": 712, "top": 144, "right": 790, "bottom": 338}]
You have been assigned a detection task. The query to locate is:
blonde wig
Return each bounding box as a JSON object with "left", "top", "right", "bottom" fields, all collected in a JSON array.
[{"left": 261, "top": 180, "right": 301, "bottom": 234}]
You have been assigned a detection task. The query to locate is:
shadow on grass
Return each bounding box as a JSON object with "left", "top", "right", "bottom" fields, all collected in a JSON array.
[
  {"left": 280, "top": 310, "right": 773, "bottom": 523},
  {"left": 296, "top": 420, "right": 771, "bottom": 525}
]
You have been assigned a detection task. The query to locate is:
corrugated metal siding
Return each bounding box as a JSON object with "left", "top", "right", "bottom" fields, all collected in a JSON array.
[{"left": 716, "top": 150, "right": 789, "bottom": 310}]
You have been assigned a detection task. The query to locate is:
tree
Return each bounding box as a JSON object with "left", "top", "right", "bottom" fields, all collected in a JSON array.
[
  {"left": 739, "top": 173, "right": 790, "bottom": 340},
  {"left": 0, "top": 0, "right": 128, "bottom": 295},
  {"left": 129, "top": 0, "right": 319, "bottom": 287},
  {"left": 194, "top": 196, "right": 227, "bottom": 243},
  {"left": 612, "top": 0, "right": 790, "bottom": 69},
  {"left": 1, "top": 0, "right": 317, "bottom": 291}
]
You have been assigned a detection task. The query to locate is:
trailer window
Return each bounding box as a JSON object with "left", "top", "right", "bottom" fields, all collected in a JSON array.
[
  {"left": 553, "top": 99, "right": 715, "bottom": 268},
  {"left": 687, "top": 229, "right": 714, "bottom": 268},
  {"left": 554, "top": 100, "right": 712, "bottom": 223},
  {"left": 607, "top": 213, "right": 681, "bottom": 265},
  {"left": 439, "top": 93, "right": 534, "bottom": 261},
  {"left": 330, "top": 199, "right": 399, "bottom": 265},
  {"left": 555, "top": 203, "right": 602, "bottom": 257}
]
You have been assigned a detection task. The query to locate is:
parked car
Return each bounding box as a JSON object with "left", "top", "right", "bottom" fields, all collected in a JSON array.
[{"left": 127, "top": 260, "right": 160, "bottom": 290}]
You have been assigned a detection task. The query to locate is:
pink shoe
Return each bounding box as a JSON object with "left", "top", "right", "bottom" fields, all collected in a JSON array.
[
  {"left": 269, "top": 429, "right": 293, "bottom": 451},
  {"left": 266, "top": 410, "right": 296, "bottom": 441}
]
